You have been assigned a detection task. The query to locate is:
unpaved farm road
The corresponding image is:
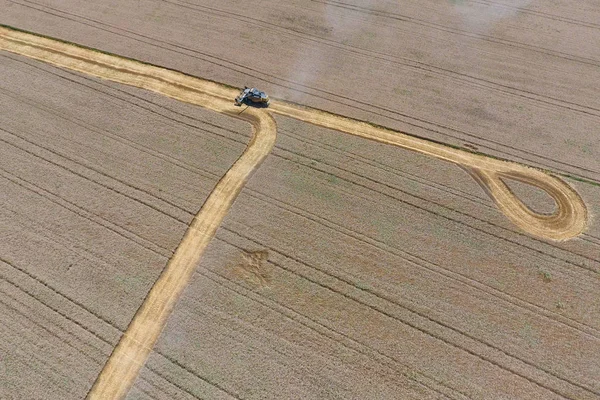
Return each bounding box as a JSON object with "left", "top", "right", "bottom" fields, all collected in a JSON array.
[{"left": 0, "top": 26, "right": 589, "bottom": 400}]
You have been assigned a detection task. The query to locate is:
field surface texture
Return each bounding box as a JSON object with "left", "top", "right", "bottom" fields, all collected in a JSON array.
[{"left": 1, "top": 1, "right": 600, "bottom": 399}]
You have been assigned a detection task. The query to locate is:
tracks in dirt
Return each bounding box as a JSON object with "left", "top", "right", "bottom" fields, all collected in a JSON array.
[
  {"left": 85, "top": 110, "right": 275, "bottom": 399},
  {"left": 269, "top": 102, "right": 587, "bottom": 241},
  {"left": 0, "top": 26, "right": 589, "bottom": 399},
  {"left": 0, "top": 27, "right": 278, "bottom": 399}
]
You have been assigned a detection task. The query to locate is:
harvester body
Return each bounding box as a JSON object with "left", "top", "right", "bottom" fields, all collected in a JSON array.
[{"left": 235, "top": 87, "right": 269, "bottom": 106}]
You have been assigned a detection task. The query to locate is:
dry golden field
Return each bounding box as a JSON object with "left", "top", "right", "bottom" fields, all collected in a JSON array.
[{"left": 1, "top": 1, "right": 599, "bottom": 399}]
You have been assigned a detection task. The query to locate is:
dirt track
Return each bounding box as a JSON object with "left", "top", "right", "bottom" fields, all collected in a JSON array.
[
  {"left": 270, "top": 102, "right": 588, "bottom": 240},
  {"left": 0, "top": 26, "right": 587, "bottom": 242},
  {"left": 0, "top": 25, "right": 593, "bottom": 399},
  {"left": 3, "top": 0, "right": 598, "bottom": 181},
  {"left": 87, "top": 108, "right": 275, "bottom": 399}
]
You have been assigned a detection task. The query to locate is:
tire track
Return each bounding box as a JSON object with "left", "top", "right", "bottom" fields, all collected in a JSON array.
[
  {"left": 266, "top": 134, "right": 599, "bottom": 267},
  {"left": 0, "top": 95, "right": 214, "bottom": 214},
  {"left": 0, "top": 261, "right": 218, "bottom": 400},
  {"left": 13, "top": 59, "right": 593, "bottom": 271},
  {"left": 0, "top": 338, "right": 75, "bottom": 395},
  {"left": 220, "top": 227, "right": 597, "bottom": 399},
  {"left": 5, "top": 117, "right": 597, "bottom": 345},
  {"left": 3, "top": 53, "right": 487, "bottom": 214},
  {"left": 0, "top": 31, "right": 278, "bottom": 399},
  {"left": 279, "top": 128, "right": 490, "bottom": 206},
  {"left": 7, "top": 40, "right": 596, "bottom": 329},
  {"left": 0, "top": 272, "right": 115, "bottom": 357},
  {"left": 312, "top": 0, "right": 600, "bottom": 66},
  {"left": 4, "top": 0, "right": 600, "bottom": 183},
  {"left": 0, "top": 305, "right": 84, "bottom": 391},
  {"left": 82, "top": 99, "right": 275, "bottom": 399},
  {"left": 196, "top": 261, "right": 465, "bottom": 399},
  {"left": 278, "top": 125, "right": 600, "bottom": 250},
  {"left": 0, "top": 168, "right": 173, "bottom": 259},
  {"left": 0, "top": 27, "right": 588, "bottom": 241},
  {"left": 464, "top": 0, "right": 600, "bottom": 29},
  {"left": 271, "top": 101, "right": 588, "bottom": 240},
  {"left": 6, "top": 1, "right": 600, "bottom": 183},
  {"left": 0, "top": 52, "right": 250, "bottom": 145},
  {"left": 0, "top": 288, "right": 102, "bottom": 366},
  {"left": 7, "top": 107, "right": 593, "bottom": 275},
  {"left": 267, "top": 149, "right": 598, "bottom": 276},
  {"left": 3, "top": 105, "right": 591, "bottom": 260},
  {"left": 0, "top": 26, "right": 591, "bottom": 399},
  {"left": 4, "top": 71, "right": 596, "bottom": 356},
  {"left": 165, "top": 0, "right": 600, "bottom": 114},
  {"left": 3, "top": 53, "right": 596, "bottom": 400},
  {"left": 1, "top": 195, "right": 150, "bottom": 284},
  {"left": 0, "top": 126, "right": 193, "bottom": 221},
  {"left": 14, "top": 55, "right": 597, "bottom": 264},
  {"left": 131, "top": 386, "right": 161, "bottom": 400},
  {"left": 234, "top": 189, "right": 600, "bottom": 338},
  {"left": 1, "top": 287, "right": 189, "bottom": 399}
]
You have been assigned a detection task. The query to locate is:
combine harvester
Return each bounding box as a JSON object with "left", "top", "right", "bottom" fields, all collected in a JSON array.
[{"left": 235, "top": 86, "right": 270, "bottom": 107}]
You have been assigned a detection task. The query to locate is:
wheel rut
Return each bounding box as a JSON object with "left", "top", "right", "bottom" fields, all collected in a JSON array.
[{"left": 0, "top": 25, "right": 589, "bottom": 400}]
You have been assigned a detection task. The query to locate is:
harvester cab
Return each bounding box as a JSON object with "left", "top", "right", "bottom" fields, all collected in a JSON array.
[{"left": 235, "top": 86, "right": 270, "bottom": 107}]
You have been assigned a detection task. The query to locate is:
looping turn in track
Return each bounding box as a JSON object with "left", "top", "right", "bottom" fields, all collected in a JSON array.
[{"left": 0, "top": 26, "right": 588, "bottom": 400}]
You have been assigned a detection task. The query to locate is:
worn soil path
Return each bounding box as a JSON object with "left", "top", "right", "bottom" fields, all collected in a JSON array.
[{"left": 0, "top": 25, "right": 589, "bottom": 399}]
